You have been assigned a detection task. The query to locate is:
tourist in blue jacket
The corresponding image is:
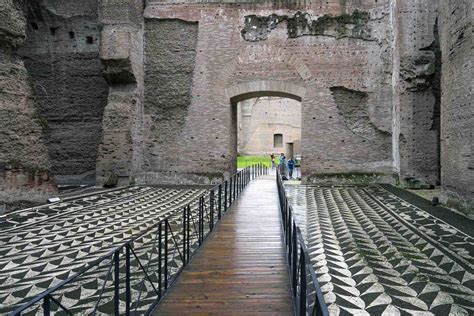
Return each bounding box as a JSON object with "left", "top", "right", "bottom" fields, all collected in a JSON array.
[{"left": 287, "top": 158, "right": 295, "bottom": 179}]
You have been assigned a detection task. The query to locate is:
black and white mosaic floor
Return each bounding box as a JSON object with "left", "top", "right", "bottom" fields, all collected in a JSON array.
[
  {"left": 285, "top": 184, "right": 474, "bottom": 315},
  {"left": 0, "top": 186, "right": 206, "bottom": 314}
]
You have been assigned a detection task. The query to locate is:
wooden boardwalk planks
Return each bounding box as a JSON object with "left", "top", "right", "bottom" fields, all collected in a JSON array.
[{"left": 154, "top": 175, "right": 293, "bottom": 315}]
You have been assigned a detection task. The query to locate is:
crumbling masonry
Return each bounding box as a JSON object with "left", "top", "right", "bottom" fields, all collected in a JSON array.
[{"left": 0, "top": 0, "right": 472, "bottom": 213}]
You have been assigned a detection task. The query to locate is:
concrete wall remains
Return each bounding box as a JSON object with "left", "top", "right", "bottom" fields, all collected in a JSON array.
[
  {"left": 1, "top": 0, "right": 471, "bottom": 213},
  {"left": 141, "top": 0, "right": 396, "bottom": 184},
  {"left": 95, "top": 0, "right": 145, "bottom": 187},
  {"left": 0, "top": 0, "right": 56, "bottom": 205},
  {"left": 397, "top": 0, "right": 441, "bottom": 188},
  {"left": 439, "top": 0, "right": 473, "bottom": 214},
  {"left": 18, "top": 0, "right": 109, "bottom": 185}
]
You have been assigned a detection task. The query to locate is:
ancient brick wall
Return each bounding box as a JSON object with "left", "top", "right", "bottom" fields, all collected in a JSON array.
[
  {"left": 141, "top": 0, "right": 396, "bottom": 184},
  {"left": 0, "top": 0, "right": 56, "bottom": 204},
  {"left": 18, "top": 0, "right": 109, "bottom": 184},
  {"left": 397, "top": 0, "right": 441, "bottom": 187},
  {"left": 237, "top": 97, "right": 301, "bottom": 156},
  {"left": 143, "top": 19, "right": 199, "bottom": 182},
  {"left": 1, "top": 0, "right": 469, "bottom": 211},
  {"left": 439, "top": 0, "right": 473, "bottom": 213}
]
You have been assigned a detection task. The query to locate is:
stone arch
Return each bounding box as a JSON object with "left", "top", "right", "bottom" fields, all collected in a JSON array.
[
  {"left": 226, "top": 80, "right": 304, "bottom": 173},
  {"left": 218, "top": 45, "right": 313, "bottom": 96},
  {"left": 225, "top": 80, "right": 307, "bottom": 106}
]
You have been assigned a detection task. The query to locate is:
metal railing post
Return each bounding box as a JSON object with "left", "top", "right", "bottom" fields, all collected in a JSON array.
[
  {"left": 187, "top": 205, "right": 190, "bottom": 261},
  {"left": 300, "top": 247, "right": 307, "bottom": 316},
  {"left": 218, "top": 184, "right": 222, "bottom": 220},
  {"left": 229, "top": 177, "right": 232, "bottom": 205},
  {"left": 292, "top": 224, "right": 298, "bottom": 298},
  {"left": 182, "top": 207, "right": 187, "bottom": 267},
  {"left": 238, "top": 173, "right": 241, "bottom": 194},
  {"left": 288, "top": 208, "right": 292, "bottom": 262},
  {"left": 237, "top": 173, "right": 240, "bottom": 195},
  {"left": 233, "top": 174, "right": 236, "bottom": 201},
  {"left": 114, "top": 250, "right": 120, "bottom": 315},
  {"left": 43, "top": 295, "right": 51, "bottom": 316},
  {"left": 125, "top": 245, "right": 131, "bottom": 316},
  {"left": 164, "top": 219, "right": 169, "bottom": 290},
  {"left": 158, "top": 221, "right": 162, "bottom": 297},
  {"left": 210, "top": 190, "right": 214, "bottom": 231},
  {"left": 199, "top": 197, "right": 203, "bottom": 245},
  {"left": 224, "top": 180, "right": 228, "bottom": 212}
]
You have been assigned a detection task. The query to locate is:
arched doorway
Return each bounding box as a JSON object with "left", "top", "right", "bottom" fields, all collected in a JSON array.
[{"left": 226, "top": 81, "right": 306, "bottom": 176}]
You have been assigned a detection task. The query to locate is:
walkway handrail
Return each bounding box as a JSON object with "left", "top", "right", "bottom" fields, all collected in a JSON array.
[
  {"left": 10, "top": 164, "right": 269, "bottom": 316},
  {"left": 276, "top": 168, "right": 329, "bottom": 316}
]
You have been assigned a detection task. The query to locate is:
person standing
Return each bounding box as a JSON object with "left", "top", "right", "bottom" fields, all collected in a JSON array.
[
  {"left": 279, "top": 153, "right": 286, "bottom": 176},
  {"left": 271, "top": 154, "right": 275, "bottom": 169},
  {"left": 279, "top": 153, "right": 286, "bottom": 165},
  {"left": 287, "top": 157, "right": 295, "bottom": 179}
]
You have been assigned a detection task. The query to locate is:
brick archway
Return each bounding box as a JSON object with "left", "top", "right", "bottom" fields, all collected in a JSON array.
[
  {"left": 225, "top": 80, "right": 306, "bottom": 106},
  {"left": 226, "top": 80, "right": 305, "bottom": 173}
]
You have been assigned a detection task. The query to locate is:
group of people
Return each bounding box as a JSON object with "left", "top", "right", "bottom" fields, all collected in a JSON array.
[{"left": 270, "top": 153, "right": 297, "bottom": 179}]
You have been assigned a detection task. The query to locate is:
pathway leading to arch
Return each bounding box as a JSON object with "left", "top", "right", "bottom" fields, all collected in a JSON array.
[{"left": 153, "top": 174, "right": 294, "bottom": 315}]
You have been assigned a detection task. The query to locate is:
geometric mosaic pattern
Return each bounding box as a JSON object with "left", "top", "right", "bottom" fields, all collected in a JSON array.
[
  {"left": 0, "top": 186, "right": 206, "bottom": 314},
  {"left": 285, "top": 184, "right": 474, "bottom": 315}
]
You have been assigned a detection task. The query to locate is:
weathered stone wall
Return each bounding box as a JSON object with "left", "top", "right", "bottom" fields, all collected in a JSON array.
[
  {"left": 142, "top": 19, "right": 199, "bottom": 184},
  {"left": 95, "top": 0, "right": 145, "bottom": 187},
  {"left": 142, "top": 0, "right": 396, "bottom": 184},
  {"left": 18, "top": 0, "right": 109, "bottom": 184},
  {"left": 237, "top": 97, "right": 301, "bottom": 156},
  {"left": 439, "top": 0, "right": 473, "bottom": 213},
  {"left": 0, "top": 0, "right": 56, "bottom": 204},
  {"left": 397, "top": 0, "right": 441, "bottom": 187}
]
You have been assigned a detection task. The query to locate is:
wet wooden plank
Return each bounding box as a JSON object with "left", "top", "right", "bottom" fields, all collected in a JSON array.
[{"left": 154, "top": 175, "right": 293, "bottom": 315}]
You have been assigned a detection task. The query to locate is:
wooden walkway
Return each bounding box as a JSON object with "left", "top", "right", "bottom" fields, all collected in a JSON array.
[{"left": 154, "top": 174, "right": 293, "bottom": 315}]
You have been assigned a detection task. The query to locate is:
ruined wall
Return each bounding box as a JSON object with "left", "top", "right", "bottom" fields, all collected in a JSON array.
[
  {"left": 143, "top": 19, "right": 199, "bottom": 184},
  {"left": 397, "top": 0, "right": 441, "bottom": 187},
  {"left": 237, "top": 97, "right": 302, "bottom": 156},
  {"left": 142, "top": 0, "right": 396, "bottom": 184},
  {"left": 330, "top": 86, "right": 391, "bottom": 149},
  {"left": 0, "top": 0, "right": 56, "bottom": 204},
  {"left": 439, "top": 0, "right": 473, "bottom": 213},
  {"left": 18, "top": 0, "right": 109, "bottom": 184},
  {"left": 95, "top": 0, "right": 145, "bottom": 186}
]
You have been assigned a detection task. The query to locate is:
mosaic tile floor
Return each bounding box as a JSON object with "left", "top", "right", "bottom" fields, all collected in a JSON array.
[
  {"left": 0, "top": 186, "right": 206, "bottom": 314},
  {"left": 285, "top": 184, "right": 474, "bottom": 315}
]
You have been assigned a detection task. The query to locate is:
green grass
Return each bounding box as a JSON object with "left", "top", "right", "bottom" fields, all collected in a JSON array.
[{"left": 237, "top": 155, "right": 280, "bottom": 169}]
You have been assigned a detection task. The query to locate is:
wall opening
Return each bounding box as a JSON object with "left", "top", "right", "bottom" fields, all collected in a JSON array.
[
  {"left": 274, "top": 134, "right": 283, "bottom": 147},
  {"left": 231, "top": 92, "right": 302, "bottom": 171}
]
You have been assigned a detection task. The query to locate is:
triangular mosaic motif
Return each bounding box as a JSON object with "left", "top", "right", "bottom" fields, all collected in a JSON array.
[
  {"left": 0, "top": 187, "right": 208, "bottom": 314},
  {"left": 286, "top": 184, "right": 474, "bottom": 315}
]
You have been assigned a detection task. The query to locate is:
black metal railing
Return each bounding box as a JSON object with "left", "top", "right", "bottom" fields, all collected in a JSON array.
[
  {"left": 10, "top": 164, "right": 269, "bottom": 316},
  {"left": 276, "top": 168, "right": 329, "bottom": 316}
]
